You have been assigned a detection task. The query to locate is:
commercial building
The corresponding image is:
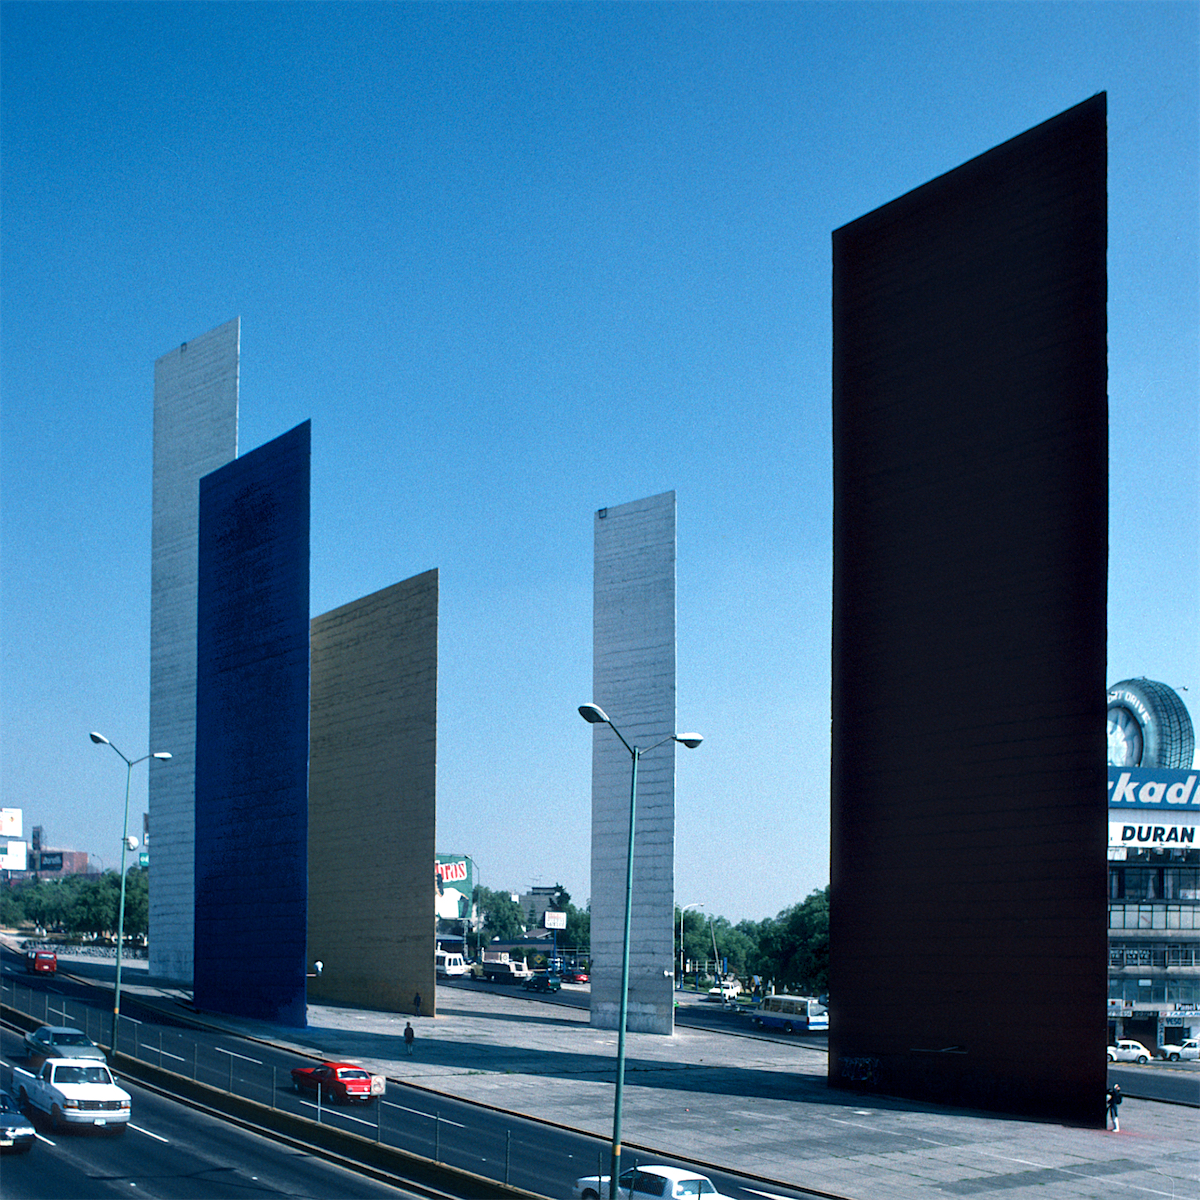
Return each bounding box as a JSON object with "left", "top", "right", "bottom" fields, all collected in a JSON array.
[{"left": 1106, "top": 679, "right": 1198, "bottom": 1048}]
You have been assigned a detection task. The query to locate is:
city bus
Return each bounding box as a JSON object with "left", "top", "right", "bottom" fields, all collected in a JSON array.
[{"left": 753, "top": 994, "right": 827, "bottom": 1033}]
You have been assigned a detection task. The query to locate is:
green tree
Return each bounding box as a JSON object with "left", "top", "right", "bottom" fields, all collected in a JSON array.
[
  {"left": 474, "top": 886, "right": 526, "bottom": 944},
  {"left": 746, "top": 886, "right": 829, "bottom": 995},
  {"left": 66, "top": 874, "right": 118, "bottom": 936}
]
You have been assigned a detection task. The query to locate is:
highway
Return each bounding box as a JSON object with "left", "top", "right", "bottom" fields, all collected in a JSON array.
[
  {"left": 1, "top": 1027, "right": 428, "bottom": 1200},
  {"left": 1, "top": 955, "right": 827, "bottom": 1200}
]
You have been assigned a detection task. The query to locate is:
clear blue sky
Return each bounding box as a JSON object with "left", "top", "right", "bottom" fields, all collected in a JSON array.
[{"left": 2, "top": 2, "right": 1196, "bottom": 924}]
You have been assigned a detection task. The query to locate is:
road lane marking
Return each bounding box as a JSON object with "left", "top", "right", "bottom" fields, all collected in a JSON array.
[
  {"left": 384, "top": 1101, "right": 465, "bottom": 1127},
  {"left": 130, "top": 1123, "right": 169, "bottom": 1142}
]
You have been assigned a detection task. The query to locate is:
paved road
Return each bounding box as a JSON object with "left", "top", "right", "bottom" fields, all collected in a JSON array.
[
  {"left": 7, "top": 950, "right": 1200, "bottom": 1200},
  {"left": 0, "top": 1025, "right": 426, "bottom": 1200}
]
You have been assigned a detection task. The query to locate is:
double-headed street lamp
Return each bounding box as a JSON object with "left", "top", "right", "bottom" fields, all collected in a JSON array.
[
  {"left": 578, "top": 703, "right": 702, "bottom": 1200},
  {"left": 90, "top": 732, "right": 171, "bottom": 1052}
]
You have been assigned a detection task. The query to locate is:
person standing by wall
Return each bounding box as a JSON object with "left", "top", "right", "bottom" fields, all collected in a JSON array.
[{"left": 1106, "top": 1082, "right": 1122, "bottom": 1131}]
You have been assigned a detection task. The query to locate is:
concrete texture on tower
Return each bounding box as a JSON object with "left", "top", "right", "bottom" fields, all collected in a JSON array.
[
  {"left": 590, "top": 492, "right": 677, "bottom": 1035},
  {"left": 149, "top": 318, "right": 239, "bottom": 983},
  {"left": 194, "top": 421, "right": 311, "bottom": 1027},
  {"left": 830, "top": 96, "right": 1108, "bottom": 1122},
  {"left": 307, "top": 571, "right": 438, "bottom": 1017}
]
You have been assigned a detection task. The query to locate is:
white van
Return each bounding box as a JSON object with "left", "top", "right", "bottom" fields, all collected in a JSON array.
[{"left": 435, "top": 951, "right": 467, "bottom": 978}]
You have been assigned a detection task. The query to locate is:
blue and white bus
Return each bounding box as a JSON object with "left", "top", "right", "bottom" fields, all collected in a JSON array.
[{"left": 753, "top": 995, "right": 828, "bottom": 1033}]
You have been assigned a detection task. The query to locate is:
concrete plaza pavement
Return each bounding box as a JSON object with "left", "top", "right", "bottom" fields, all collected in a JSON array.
[{"left": 22, "top": 953, "right": 1200, "bottom": 1200}]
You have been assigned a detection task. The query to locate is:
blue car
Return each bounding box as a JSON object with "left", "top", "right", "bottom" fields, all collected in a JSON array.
[{"left": 0, "top": 1089, "right": 36, "bottom": 1153}]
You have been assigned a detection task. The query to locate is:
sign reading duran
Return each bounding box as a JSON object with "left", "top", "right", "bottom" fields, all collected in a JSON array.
[
  {"left": 1108, "top": 768, "right": 1198, "bottom": 809},
  {"left": 1110, "top": 817, "right": 1196, "bottom": 847}
]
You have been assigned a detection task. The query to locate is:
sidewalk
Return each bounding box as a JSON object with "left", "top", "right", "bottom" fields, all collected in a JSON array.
[{"left": 32, "top": 952, "right": 1200, "bottom": 1200}]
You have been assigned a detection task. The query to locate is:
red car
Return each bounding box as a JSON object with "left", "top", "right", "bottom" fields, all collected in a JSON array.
[
  {"left": 564, "top": 969, "right": 589, "bottom": 984},
  {"left": 290, "top": 1061, "right": 379, "bottom": 1104},
  {"left": 25, "top": 950, "right": 56, "bottom": 975}
]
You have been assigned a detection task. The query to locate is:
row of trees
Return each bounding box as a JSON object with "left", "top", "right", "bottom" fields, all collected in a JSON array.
[
  {"left": 5, "top": 870, "right": 827, "bottom": 995},
  {"left": 468, "top": 880, "right": 828, "bottom": 996},
  {"left": 1, "top": 868, "right": 149, "bottom": 941}
]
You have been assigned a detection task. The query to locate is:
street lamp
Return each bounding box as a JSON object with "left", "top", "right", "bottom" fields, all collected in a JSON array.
[
  {"left": 578, "top": 703, "right": 702, "bottom": 1200},
  {"left": 90, "top": 732, "right": 171, "bottom": 1053},
  {"left": 678, "top": 902, "right": 704, "bottom": 989}
]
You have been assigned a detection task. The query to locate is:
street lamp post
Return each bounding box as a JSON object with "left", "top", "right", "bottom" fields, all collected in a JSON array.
[
  {"left": 578, "top": 703, "right": 702, "bottom": 1200},
  {"left": 90, "top": 732, "right": 171, "bottom": 1053},
  {"left": 678, "top": 902, "right": 703, "bottom": 989}
]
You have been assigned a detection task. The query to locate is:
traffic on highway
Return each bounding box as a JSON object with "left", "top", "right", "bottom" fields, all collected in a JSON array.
[{"left": 1, "top": 945, "right": 840, "bottom": 1200}]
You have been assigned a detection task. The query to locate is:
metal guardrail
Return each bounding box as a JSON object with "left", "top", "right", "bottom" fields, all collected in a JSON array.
[{"left": 0, "top": 972, "right": 542, "bottom": 1199}]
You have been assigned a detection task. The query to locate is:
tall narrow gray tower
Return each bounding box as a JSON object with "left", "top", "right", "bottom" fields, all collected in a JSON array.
[
  {"left": 149, "top": 318, "right": 239, "bottom": 983},
  {"left": 590, "top": 492, "right": 677, "bottom": 1035}
]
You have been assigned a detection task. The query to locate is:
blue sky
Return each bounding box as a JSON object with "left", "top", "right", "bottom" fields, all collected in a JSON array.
[{"left": 2, "top": 2, "right": 1196, "bottom": 924}]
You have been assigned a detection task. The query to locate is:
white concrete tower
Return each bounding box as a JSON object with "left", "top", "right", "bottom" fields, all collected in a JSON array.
[
  {"left": 148, "top": 319, "right": 239, "bottom": 982},
  {"left": 589, "top": 491, "right": 677, "bottom": 1035}
]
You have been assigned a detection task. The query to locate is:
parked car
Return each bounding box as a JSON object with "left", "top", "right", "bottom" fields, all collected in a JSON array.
[
  {"left": 1158, "top": 1038, "right": 1200, "bottom": 1062},
  {"left": 573, "top": 1164, "right": 734, "bottom": 1198},
  {"left": 0, "top": 1088, "right": 36, "bottom": 1153},
  {"left": 1107, "top": 1039, "right": 1152, "bottom": 1063},
  {"left": 563, "top": 968, "right": 590, "bottom": 984},
  {"left": 289, "top": 1061, "right": 384, "bottom": 1104},
  {"left": 25, "top": 1026, "right": 107, "bottom": 1062},
  {"left": 524, "top": 972, "right": 562, "bottom": 993},
  {"left": 24, "top": 950, "right": 56, "bottom": 975}
]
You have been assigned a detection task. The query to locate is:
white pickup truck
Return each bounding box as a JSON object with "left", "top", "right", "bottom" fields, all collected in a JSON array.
[{"left": 13, "top": 1057, "right": 131, "bottom": 1132}]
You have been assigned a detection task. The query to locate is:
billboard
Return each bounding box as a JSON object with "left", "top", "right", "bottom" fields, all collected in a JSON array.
[
  {"left": 435, "top": 855, "right": 472, "bottom": 921},
  {"left": 0, "top": 809, "right": 22, "bottom": 837},
  {"left": 0, "top": 841, "right": 28, "bottom": 871},
  {"left": 1108, "top": 767, "right": 1199, "bottom": 850}
]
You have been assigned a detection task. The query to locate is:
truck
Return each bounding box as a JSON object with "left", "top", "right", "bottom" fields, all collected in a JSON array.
[
  {"left": 13, "top": 1058, "right": 131, "bottom": 1132},
  {"left": 480, "top": 952, "right": 532, "bottom": 984}
]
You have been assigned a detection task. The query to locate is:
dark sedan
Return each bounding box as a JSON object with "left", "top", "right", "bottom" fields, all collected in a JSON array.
[
  {"left": 0, "top": 1089, "right": 36, "bottom": 1153},
  {"left": 523, "top": 972, "right": 562, "bottom": 993}
]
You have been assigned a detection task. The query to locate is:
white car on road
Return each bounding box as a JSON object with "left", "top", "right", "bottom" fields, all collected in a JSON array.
[
  {"left": 573, "top": 1164, "right": 733, "bottom": 1199},
  {"left": 1107, "top": 1039, "right": 1152, "bottom": 1063},
  {"left": 1158, "top": 1038, "right": 1200, "bottom": 1062}
]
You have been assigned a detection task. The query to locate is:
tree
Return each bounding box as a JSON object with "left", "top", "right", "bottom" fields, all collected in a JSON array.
[
  {"left": 745, "top": 886, "right": 829, "bottom": 995},
  {"left": 66, "top": 874, "right": 118, "bottom": 936},
  {"left": 474, "top": 886, "right": 526, "bottom": 944}
]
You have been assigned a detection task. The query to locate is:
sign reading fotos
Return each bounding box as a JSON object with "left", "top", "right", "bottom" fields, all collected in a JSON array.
[{"left": 435, "top": 855, "right": 473, "bottom": 920}]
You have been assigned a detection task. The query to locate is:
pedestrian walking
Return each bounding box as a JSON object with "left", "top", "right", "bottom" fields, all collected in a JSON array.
[
  {"left": 412, "top": 991, "right": 422, "bottom": 1017},
  {"left": 404, "top": 1021, "right": 415, "bottom": 1056},
  {"left": 1106, "top": 1082, "right": 1122, "bottom": 1131}
]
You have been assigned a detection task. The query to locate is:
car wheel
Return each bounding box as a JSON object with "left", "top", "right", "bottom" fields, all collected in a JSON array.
[
  {"left": 1137, "top": 1055, "right": 1148, "bottom": 1064},
  {"left": 1106, "top": 1053, "right": 1115, "bottom": 1061},
  {"left": 1107, "top": 678, "right": 1195, "bottom": 769},
  {"left": 1169, "top": 1052, "right": 1180, "bottom": 1062},
  {"left": 582, "top": 1191, "right": 600, "bottom": 1200},
  {"left": 783, "top": 1022, "right": 794, "bottom": 1034}
]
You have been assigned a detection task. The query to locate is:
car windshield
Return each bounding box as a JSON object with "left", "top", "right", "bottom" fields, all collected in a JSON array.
[
  {"left": 338, "top": 1070, "right": 370, "bottom": 1080},
  {"left": 0, "top": 1094, "right": 19, "bottom": 1113},
  {"left": 55, "top": 1066, "right": 112, "bottom": 1085},
  {"left": 674, "top": 1183, "right": 719, "bottom": 1196},
  {"left": 55, "top": 1032, "right": 90, "bottom": 1045}
]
